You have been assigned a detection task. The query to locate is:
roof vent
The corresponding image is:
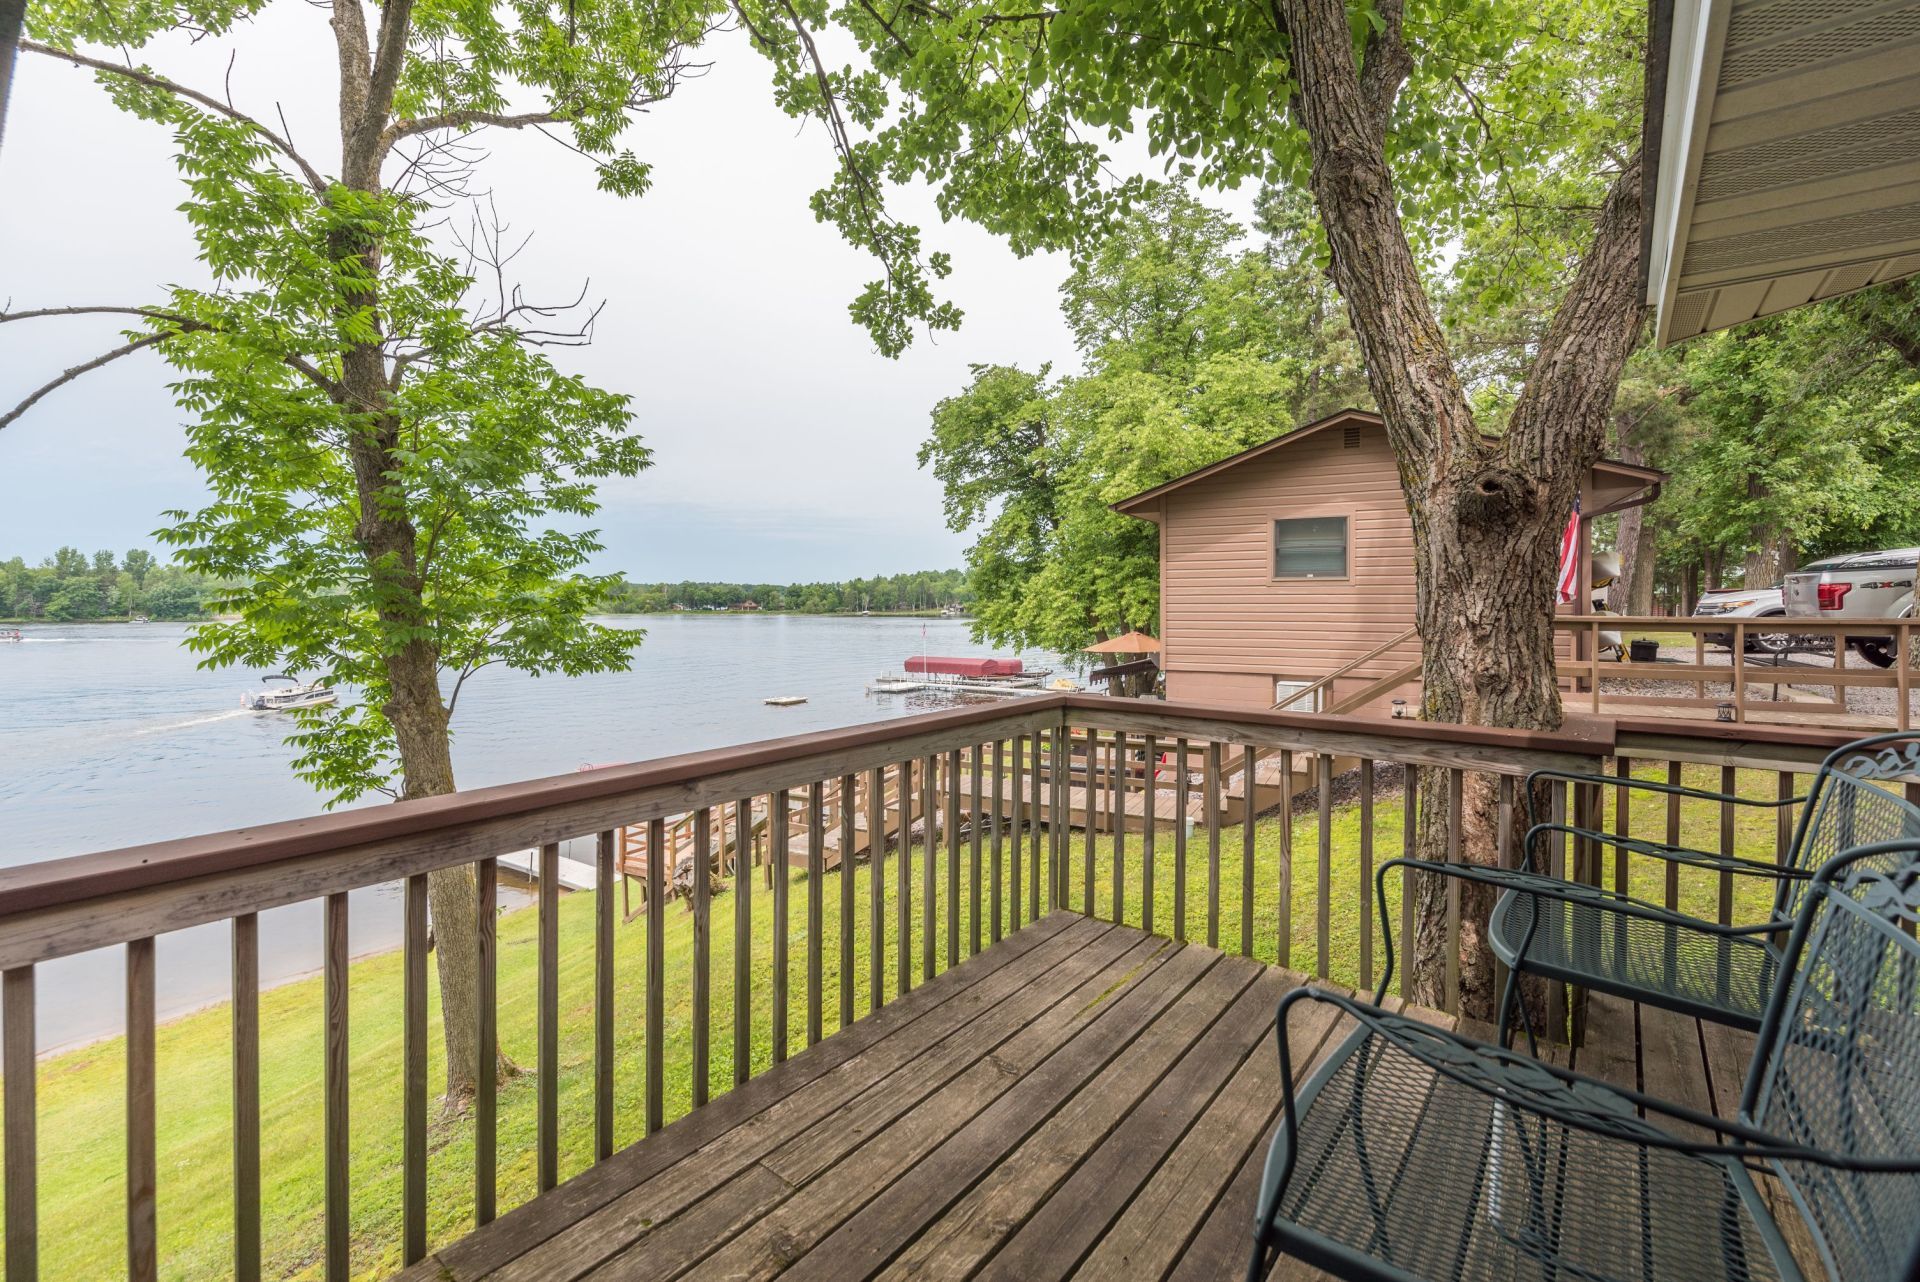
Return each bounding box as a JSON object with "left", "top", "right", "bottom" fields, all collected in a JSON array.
[{"left": 1342, "top": 426, "right": 1361, "bottom": 448}]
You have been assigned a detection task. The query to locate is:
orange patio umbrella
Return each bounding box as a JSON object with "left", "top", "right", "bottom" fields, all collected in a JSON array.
[{"left": 1082, "top": 630, "right": 1161, "bottom": 654}]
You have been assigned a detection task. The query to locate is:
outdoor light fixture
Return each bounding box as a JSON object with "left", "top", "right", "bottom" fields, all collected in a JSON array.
[
  {"left": 1391, "top": 699, "right": 1408, "bottom": 719},
  {"left": 1717, "top": 702, "right": 1735, "bottom": 722}
]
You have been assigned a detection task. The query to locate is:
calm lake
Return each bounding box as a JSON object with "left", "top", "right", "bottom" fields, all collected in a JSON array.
[{"left": 0, "top": 615, "right": 1065, "bottom": 1050}]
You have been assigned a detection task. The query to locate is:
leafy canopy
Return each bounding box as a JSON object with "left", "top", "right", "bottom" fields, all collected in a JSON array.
[
  {"left": 734, "top": 0, "right": 1644, "bottom": 352},
  {"left": 21, "top": 0, "right": 722, "bottom": 800},
  {"left": 923, "top": 185, "right": 1369, "bottom": 653}
]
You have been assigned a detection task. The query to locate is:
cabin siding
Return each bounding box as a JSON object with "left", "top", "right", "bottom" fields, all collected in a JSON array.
[
  {"left": 1138, "top": 411, "right": 1637, "bottom": 714},
  {"left": 1159, "top": 423, "right": 1417, "bottom": 705}
]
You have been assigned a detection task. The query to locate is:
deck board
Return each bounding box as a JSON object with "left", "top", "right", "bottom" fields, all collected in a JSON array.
[{"left": 406, "top": 917, "right": 1821, "bottom": 1282}]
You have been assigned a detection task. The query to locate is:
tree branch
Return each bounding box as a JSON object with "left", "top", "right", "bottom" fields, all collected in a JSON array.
[
  {"left": 382, "top": 108, "right": 563, "bottom": 152},
  {"left": 18, "top": 39, "right": 329, "bottom": 193},
  {"left": 0, "top": 332, "right": 175, "bottom": 431},
  {"left": 1277, "top": 0, "right": 1463, "bottom": 467},
  {"left": 1504, "top": 150, "right": 1646, "bottom": 470},
  {"left": 1357, "top": 0, "right": 1410, "bottom": 133},
  {"left": 2, "top": 303, "right": 349, "bottom": 405},
  {"left": 367, "top": 0, "right": 416, "bottom": 127}
]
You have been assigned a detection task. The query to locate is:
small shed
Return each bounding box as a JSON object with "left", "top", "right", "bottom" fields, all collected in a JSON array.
[{"left": 1111, "top": 409, "right": 1663, "bottom": 714}]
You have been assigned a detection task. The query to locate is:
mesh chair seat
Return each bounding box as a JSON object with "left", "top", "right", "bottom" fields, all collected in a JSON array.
[
  {"left": 1486, "top": 872, "right": 1784, "bottom": 1028},
  {"left": 1266, "top": 1023, "right": 1787, "bottom": 1282}
]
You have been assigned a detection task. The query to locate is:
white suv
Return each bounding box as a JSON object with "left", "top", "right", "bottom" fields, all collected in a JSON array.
[
  {"left": 1693, "top": 585, "right": 1794, "bottom": 652},
  {"left": 1783, "top": 547, "right": 1917, "bottom": 667}
]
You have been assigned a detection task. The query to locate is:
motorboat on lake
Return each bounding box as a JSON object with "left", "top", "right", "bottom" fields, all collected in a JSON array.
[{"left": 241, "top": 674, "right": 337, "bottom": 712}]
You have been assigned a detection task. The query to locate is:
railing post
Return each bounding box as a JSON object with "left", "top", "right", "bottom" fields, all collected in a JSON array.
[
  {"left": 1082, "top": 729, "right": 1096, "bottom": 917},
  {"left": 398, "top": 881, "right": 424, "bottom": 1263},
  {"left": 946, "top": 748, "right": 961, "bottom": 967},
  {"left": 645, "top": 817, "right": 665, "bottom": 1134},
  {"left": 969, "top": 746, "right": 984, "bottom": 953},
  {"left": 234, "top": 911, "right": 263, "bottom": 1281},
  {"left": 4, "top": 965, "right": 36, "bottom": 1282},
  {"left": 1443, "top": 770, "right": 1462, "bottom": 1015},
  {"left": 773, "top": 789, "right": 792, "bottom": 1064},
  {"left": 989, "top": 745, "right": 1004, "bottom": 943},
  {"left": 692, "top": 814, "right": 712, "bottom": 1104},
  {"left": 1205, "top": 741, "right": 1222, "bottom": 949},
  {"left": 1174, "top": 739, "right": 1189, "bottom": 944},
  {"left": 807, "top": 782, "right": 825, "bottom": 1047},
  {"left": 1142, "top": 734, "right": 1158, "bottom": 936},
  {"left": 898, "top": 760, "right": 914, "bottom": 990},
  {"left": 1011, "top": 738, "right": 1026, "bottom": 929},
  {"left": 127, "top": 937, "right": 156, "bottom": 1282},
  {"left": 323, "top": 892, "right": 349, "bottom": 1280},
  {"left": 1240, "top": 745, "right": 1255, "bottom": 955},
  {"left": 1399, "top": 771, "right": 1416, "bottom": 1001},
  {"left": 1358, "top": 761, "right": 1375, "bottom": 993},
  {"left": 838, "top": 776, "right": 856, "bottom": 1032},
  {"left": 869, "top": 766, "right": 886, "bottom": 1011},
  {"left": 537, "top": 843, "right": 559, "bottom": 1192},
  {"left": 733, "top": 799, "right": 754, "bottom": 1086},
  {"left": 1030, "top": 731, "right": 1044, "bottom": 924},
  {"left": 1316, "top": 753, "right": 1333, "bottom": 979},
  {"left": 920, "top": 753, "right": 935, "bottom": 982},
  {"left": 1278, "top": 749, "right": 1293, "bottom": 969}
]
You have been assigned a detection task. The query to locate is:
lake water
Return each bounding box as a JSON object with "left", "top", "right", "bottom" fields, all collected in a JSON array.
[{"left": 0, "top": 615, "right": 1063, "bottom": 1049}]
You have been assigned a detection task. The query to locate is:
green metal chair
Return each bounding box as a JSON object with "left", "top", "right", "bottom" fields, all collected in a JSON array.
[
  {"left": 1384, "top": 731, "right": 1920, "bottom": 1046},
  {"left": 1249, "top": 833, "right": 1920, "bottom": 1282}
]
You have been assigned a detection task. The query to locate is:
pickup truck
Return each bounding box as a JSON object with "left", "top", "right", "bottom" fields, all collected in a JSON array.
[{"left": 1782, "top": 546, "right": 1917, "bottom": 667}]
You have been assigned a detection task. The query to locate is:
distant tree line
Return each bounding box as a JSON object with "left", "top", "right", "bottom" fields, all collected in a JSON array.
[
  {"left": 606, "top": 570, "right": 971, "bottom": 614},
  {"left": 0, "top": 547, "right": 211, "bottom": 621}
]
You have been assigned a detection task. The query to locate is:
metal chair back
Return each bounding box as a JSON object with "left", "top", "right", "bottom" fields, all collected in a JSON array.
[
  {"left": 1774, "top": 733, "right": 1920, "bottom": 921},
  {"left": 1745, "top": 833, "right": 1920, "bottom": 1282}
]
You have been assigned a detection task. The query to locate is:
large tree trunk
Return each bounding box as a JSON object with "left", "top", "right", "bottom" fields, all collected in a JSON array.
[
  {"left": 1743, "top": 476, "right": 1794, "bottom": 587},
  {"left": 1277, "top": 0, "right": 1647, "bottom": 1022},
  {"left": 327, "top": 0, "right": 498, "bottom": 1102},
  {"left": 1608, "top": 441, "right": 1656, "bottom": 615}
]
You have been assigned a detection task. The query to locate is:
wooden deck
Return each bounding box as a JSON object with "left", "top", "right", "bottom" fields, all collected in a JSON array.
[{"left": 395, "top": 912, "right": 1818, "bottom": 1282}]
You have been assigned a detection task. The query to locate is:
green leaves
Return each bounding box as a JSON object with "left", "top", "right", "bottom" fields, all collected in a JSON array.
[{"left": 924, "top": 186, "right": 1371, "bottom": 654}]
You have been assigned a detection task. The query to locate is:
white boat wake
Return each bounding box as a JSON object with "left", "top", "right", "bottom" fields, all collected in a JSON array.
[{"left": 135, "top": 708, "right": 255, "bottom": 735}]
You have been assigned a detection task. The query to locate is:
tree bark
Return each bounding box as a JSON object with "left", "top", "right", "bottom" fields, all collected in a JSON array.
[
  {"left": 1276, "top": 0, "right": 1647, "bottom": 1021},
  {"left": 1608, "top": 441, "right": 1656, "bottom": 615},
  {"left": 327, "top": 0, "right": 499, "bottom": 1102},
  {"left": 1743, "top": 475, "right": 1793, "bottom": 588}
]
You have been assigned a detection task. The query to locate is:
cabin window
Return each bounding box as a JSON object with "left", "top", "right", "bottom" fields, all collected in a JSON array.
[{"left": 1273, "top": 516, "right": 1348, "bottom": 579}]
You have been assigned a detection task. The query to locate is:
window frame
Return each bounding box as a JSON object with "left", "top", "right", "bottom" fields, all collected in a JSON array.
[{"left": 1270, "top": 511, "right": 1353, "bottom": 583}]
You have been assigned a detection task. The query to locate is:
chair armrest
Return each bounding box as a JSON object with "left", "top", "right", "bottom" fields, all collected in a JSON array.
[
  {"left": 1275, "top": 988, "right": 1920, "bottom": 1174},
  {"left": 1523, "top": 823, "right": 1812, "bottom": 883},
  {"left": 1369, "top": 857, "right": 1782, "bottom": 1002},
  {"left": 1522, "top": 767, "right": 1806, "bottom": 832}
]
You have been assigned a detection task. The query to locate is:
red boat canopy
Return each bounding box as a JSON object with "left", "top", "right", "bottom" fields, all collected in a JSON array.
[{"left": 903, "top": 656, "right": 1024, "bottom": 677}]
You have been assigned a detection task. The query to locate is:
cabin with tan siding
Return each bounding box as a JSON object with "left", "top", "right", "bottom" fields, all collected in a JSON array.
[{"left": 1113, "top": 409, "right": 1662, "bottom": 714}]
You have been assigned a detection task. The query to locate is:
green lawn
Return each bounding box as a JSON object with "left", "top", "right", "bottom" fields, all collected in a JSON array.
[{"left": 10, "top": 761, "right": 1795, "bottom": 1279}]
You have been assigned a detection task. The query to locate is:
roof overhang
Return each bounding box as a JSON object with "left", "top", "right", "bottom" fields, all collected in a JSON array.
[
  {"left": 1112, "top": 410, "right": 1667, "bottom": 523},
  {"left": 1643, "top": 0, "right": 1920, "bottom": 347}
]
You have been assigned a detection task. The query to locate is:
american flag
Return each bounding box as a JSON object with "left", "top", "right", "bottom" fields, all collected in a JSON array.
[{"left": 1556, "top": 498, "right": 1582, "bottom": 604}]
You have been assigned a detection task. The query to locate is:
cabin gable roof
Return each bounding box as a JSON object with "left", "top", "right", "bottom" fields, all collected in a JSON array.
[{"left": 1111, "top": 409, "right": 1665, "bottom": 522}]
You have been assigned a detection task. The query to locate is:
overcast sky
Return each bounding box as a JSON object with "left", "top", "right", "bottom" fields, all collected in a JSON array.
[{"left": 0, "top": 12, "right": 1252, "bottom": 582}]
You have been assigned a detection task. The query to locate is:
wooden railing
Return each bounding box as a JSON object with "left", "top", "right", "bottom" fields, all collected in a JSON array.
[
  {"left": 1271, "top": 625, "right": 1418, "bottom": 711},
  {"left": 1555, "top": 614, "right": 1914, "bottom": 729},
  {"left": 0, "top": 695, "right": 1893, "bottom": 1280}
]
